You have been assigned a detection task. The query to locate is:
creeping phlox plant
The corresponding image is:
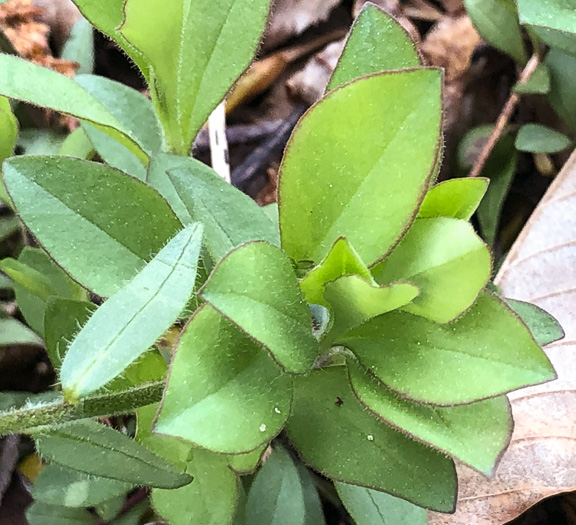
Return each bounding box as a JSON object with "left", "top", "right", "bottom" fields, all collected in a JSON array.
[{"left": 0, "top": 1, "right": 562, "bottom": 523}]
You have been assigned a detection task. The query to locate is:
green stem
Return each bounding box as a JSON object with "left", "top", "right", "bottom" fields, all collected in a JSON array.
[{"left": 0, "top": 381, "right": 165, "bottom": 436}]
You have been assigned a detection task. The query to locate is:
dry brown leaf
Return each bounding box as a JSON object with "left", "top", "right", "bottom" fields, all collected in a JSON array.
[
  {"left": 0, "top": 0, "right": 77, "bottom": 75},
  {"left": 286, "top": 39, "right": 344, "bottom": 104},
  {"left": 32, "top": 0, "right": 81, "bottom": 49},
  {"left": 422, "top": 16, "right": 481, "bottom": 133},
  {"left": 428, "top": 149, "right": 576, "bottom": 525},
  {"left": 265, "top": 0, "right": 341, "bottom": 49}
]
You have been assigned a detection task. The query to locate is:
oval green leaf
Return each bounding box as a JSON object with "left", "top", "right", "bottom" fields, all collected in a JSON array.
[
  {"left": 200, "top": 241, "right": 317, "bottom": 374},
  {"left": 153, "top": 448, "right": 239, "bottom": 525},
  {"left": 323, "top": 276, "right": 418, "bottom": 343},
  {"left": 348, "top": 361, "right": 513, "bottom": 475},
  {"left": 465, "top": 0, "right": 527, "bottom": 63},
  {"left": 3, "top": 156, "right": 182, "bottom": 297},
  {"left": 279, "top": 69, "right": 442, "bottom": 266},
  {"left": 372, "top": 217, "right": 491, "bottom": 323},
  {"left": 245, "top": 445, "right": 324, "bottom": 525},
  {"left": 338, "top": 293, "right": 556, "bottom": 405},
  {"left": 335, "top": 482, "right": 427, "bottom": 525},
  {"left": 417, "top": 178, "right": 489, "bottom": 220},
  {"left": 119, "top": 0, "right": 272, "bottom": 154},
  {"left": 0, "top": 54, "right": 148, "bottom": 161},
  {"left": 327, "top": 2, "right": 421, "bottom": 91},
  {"left": 515, "top": 123, "right": 572, "bottom": 153},
  {"left": 286, "top": 367, "right": 457, "bottom": 512},
  {"left": 154, "top": 305, "right": 292, "bottom": 453}
]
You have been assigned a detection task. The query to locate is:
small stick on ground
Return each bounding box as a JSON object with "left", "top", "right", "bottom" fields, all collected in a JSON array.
[
  {"left": 467, "top": 53, "right": 540, "bottom": 178},
  {"left": 208, "top": 100, "right": 231, "bottom": 184}
]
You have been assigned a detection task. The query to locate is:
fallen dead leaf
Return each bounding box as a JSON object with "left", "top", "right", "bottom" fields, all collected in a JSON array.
[
  {"left": 429, "top": 148, "right": 576, "bottom": 524},
  {"left": 0, "top": 0, "right": 77, "bottom": 74},
  {"left": 286, "top": 39, "right": 344, "bottom": 104},
  {"left": 265, "top": 0, "right": 341, "bottom": 49},
  {"left": 421, "top": 15, "right": 481, "bottom": 133}
]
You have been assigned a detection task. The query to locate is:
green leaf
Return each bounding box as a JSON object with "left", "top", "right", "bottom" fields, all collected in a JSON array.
[
  {"left": 0, "top": 257, "right": 58, "bottom": 302},
  {"left": 227, "top": 443, "right": 267, "bottom": 474},
  {"left": 69, "top": 0, "right": 150, "bottom": 80},
  {"left": 154, "top": 305, "right": 292, "bottom": 453},
  {"left": 474, "top": 133, "right": 517, "bottom": 246},
  {"left": 513, "top": 64, "right": 551, "bottom": 94},
  {"left": 26, "top": 502, "right": 97, "bottom": 525},
  {"left": 9, "top": 247, "right": 88, "bottom": 336},
  {"left": 245, "top": 445, "right": 325, "bottom": 525},
  {"left": 34, "top": 420, "right": 193, "bottom": 488},
  {"left": 0, "top": 215, "right": 19, "bottom": 241},
  {"left": 323, "top": 277, "right": 418, "bottom": 342},
  {"left": 81, "top": 124, "right": 146, "bottom": 179},
  {"left": 44, "top": 299, "right": 97, "bottom": 370},
  {"left": 518, "top": 0, "right": 576, "bottom": 57},
  {"left": 60, "top": 224, "right": 202, "bottom": 400},
  {"left": 518, "top": 0, "right": 576, "bottom": 36},
  {"left": 75, "top": 74, "right": 163, "bottom": 156},
  {"left": 465, "top": 0, "right": 527, "bottom": 63},
  {"left": 119, "top": 0, "right": 272, "bottom": 154},
  {"left": 546, "top": 50, "right": 576, "bottom": 132},
  {"left": 153, "top": 448, "right": 239, "bottom": 525},
  {"left": 335, "top": 482, "right": 427, "bottom": 525},
  {"left": 109, "top": 501, "right": 148, "bottom": 525},
  {"left": 286, "top": 367, "right": 457, "bottom": 512},
  {"left": 61, "top": 17, "right": 94, "bottom": 75},
  {"left": 372, "top": 217, "right": 491, "bottom": 323},
  {"left": 348, "top": 362, "right": 512, "bottom": 474},
  {"left": 327, "top": 3, "right": 421, "bottom": 91},
  {"left": 417, "top": 178, "right": 489, "bottom": 220},
  {"left": 515, "top": 123, "right": 572, "bottom": 153},
  {"left": 338, "top": 292, "right": 556, "bottom": 405},
  {"left": 94, "top": 495, "right": 125, "bottom": 522},
  {"left": 3, "top": 156, "right": 182, "bottom": 297},
  {"left": 153, "top": 154, "right": 279, "bottom": 256},
  {"left": 0, "top": 96, "right": 17, "bottom": 205},
  {"left": 506, "top": 299, "right": 565, "bottom": 346},
  {"left": 58, "top": 127, "right": 96, "bottom": 160},
  {"left": 0, "top": 273, "right": 12, "bottom": 291},
  {"left": 0, "top": 96, "right": 17, "bottom": 162},
  {"left": 530, "top": 26, "right": 576, "bottom": 57},
  {"left": 0, "top": 55, "right": 148, "bottom": 161},
  {"left": 300, "top": 237, "right": 373, "bottom": 307},
  {"left": 297, "top": 463, "right": 326, "bottom": 525},
  {"left": 0, "top": 318, "right": 43, "bottom": 346},
  {"left": 279, "top": 69, "right": 442, "bottom": 266},
  {"left": 201, "top": 241, "right": 317, "bottom": 374},
  {"left": 32, "top": 464, "right": 131, "bottom": 507},
  {"left": 17, "top": 130, "right": 68, "bottom": 155}
]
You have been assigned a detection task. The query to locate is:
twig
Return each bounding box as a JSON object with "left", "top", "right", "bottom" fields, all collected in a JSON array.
[
  {"left": 208, "top": 101, "right": 231, "bottom": 183},
  {"left": 232, "top": 104, "right": 307, "bottom": 191},
  {"left": 467, "top": 54, "right": 540, "bottom": 178}
]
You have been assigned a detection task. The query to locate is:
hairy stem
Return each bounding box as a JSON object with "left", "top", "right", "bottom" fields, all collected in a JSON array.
[{"left": 0, "top": 381, "right": 165, "bottom": 436}]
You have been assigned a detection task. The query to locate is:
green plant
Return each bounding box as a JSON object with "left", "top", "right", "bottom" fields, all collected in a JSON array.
[
  {"left": 0, "top": 2, "right": 563, "bottom": 524},
  {"left": 462, "top": 0, "right": 576, "bottom": 246}
]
